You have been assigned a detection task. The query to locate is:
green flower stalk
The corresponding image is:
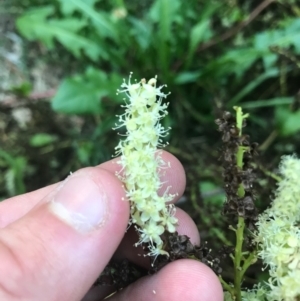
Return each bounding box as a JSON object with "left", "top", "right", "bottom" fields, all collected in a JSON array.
[
  {"left": 114, "top": 73, "right": 178, "bottom": 258},
  {"left": 254, "top": 155, "right": 300, "bottom": 301}
]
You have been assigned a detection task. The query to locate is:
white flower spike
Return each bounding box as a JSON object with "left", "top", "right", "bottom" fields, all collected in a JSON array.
[
  {"left": 254, "top": 155, "right": 300, "bottom": 301},
  {"left": 114, "top": 73, "right": 178, "bottom": 257}
]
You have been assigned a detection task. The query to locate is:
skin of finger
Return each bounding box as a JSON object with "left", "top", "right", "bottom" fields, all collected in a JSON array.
[
  {"left": 0, "top": 168, "right": 129, "bottom": 301},
  {"left": 106, "top": 259, "right": 223, "bottom": 301},
  {"left": 0, "top": 151, "right": 186, "bottom": 228},
  {"left": 82, "top": 286, "right": 117, "bottom": 301},
  {"left": 0, "top": 183, "right": 57, "bottom": 228}
]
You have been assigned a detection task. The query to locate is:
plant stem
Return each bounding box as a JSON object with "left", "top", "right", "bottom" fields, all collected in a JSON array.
[
  {"left": 219, "top": 276, "right": 235, "bottom": 297},
  {"left": 233, "top": 106, "right": 248, "bottom": 301},
  {"left": 241, "top": 251, "right": 257, "bottom": 279},
  {"left": 256, "top": 163, "right": 282, "bottom": 182},
  {"left": 258, "top": 129, "right": 278, "bottom": 152},
  {"left": 234, "top": 216, "right": 245, "bottom": 301}
]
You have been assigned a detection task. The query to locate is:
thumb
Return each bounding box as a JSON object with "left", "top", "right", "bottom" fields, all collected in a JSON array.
[{"left": 0, "top": 167, "right": 129, "bottom": 301}]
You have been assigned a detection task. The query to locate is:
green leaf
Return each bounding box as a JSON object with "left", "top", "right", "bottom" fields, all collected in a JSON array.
[
  {"left": 76, "top": 141, "right": 94, "bottom": 165},
  {"left": 174, "top": 71, "right": 201, "bottom": 84},
  {"left": 30, "top": 133, "right": 58, "bottom": 147},
  {"left": 58, "top": 0, "right": 98, "bottom": 15},
  {"left": 10, "top": 82, "right": 32, "bottom": 97},
  {"left": 128, "top": 17, "right": 152, "bottom": 50},
  {"left": 200, "top": 181, "right": 224, "bottom": 206},
  {"left": 188, "top": 3, "right": 218, "bottom": 56},
  {"left": 242, "top": 97, "right": 293, "bottom": 109},
  {"left": 189, "top": 20, "right": 211, "bottom": 54},
  {"left": 5, "top": 156, "right": 27, "bottom": 196},
  {"left": 51, "top": 68, "right": 122, "bottom": 114},
  {"left": 275, "top": 106, "right": 300, "bottom": 137},
  {"left": 254, "top": 18, "right": 300, "bottom": 68},
  {"left": 202, "top": 48, "right": 260, "bottom": 80},
  {"left": 16, "top": 6, "right": 54, "bottom": 45},
  {"left": 58, "top": 0, "right": 118, "bottom": 40},
  {"left": 16, "top": 6, "right": 102, "bottom": 61},
  {"left": 0, "top": 149, "right": 27, "bottom": 195},
  {"left": 149, "top": 0, "right": 180, "bottom": 41},
  {"left": 228, "top": 68, "right": 280, "bottom": 106}
]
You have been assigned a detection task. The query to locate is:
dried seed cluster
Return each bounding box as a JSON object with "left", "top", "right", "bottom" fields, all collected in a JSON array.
[
  {"left": 151, "top": 232, "right": 222, "bottom": 275},
  {"left": 215, "top": 111, "right": 258, "bottom": 225}
]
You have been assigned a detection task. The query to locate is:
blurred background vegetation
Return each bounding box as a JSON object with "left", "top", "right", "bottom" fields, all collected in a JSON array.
[{"left": 0, "top": 0, "right": 300, "bottom": 285}]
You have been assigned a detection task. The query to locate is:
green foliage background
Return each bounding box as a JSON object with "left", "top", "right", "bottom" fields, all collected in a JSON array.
[{"left": 1, "top": 0, "right": 300, "bottom": 284}]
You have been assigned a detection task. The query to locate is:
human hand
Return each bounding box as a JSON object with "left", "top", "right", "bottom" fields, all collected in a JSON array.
[{"left": 0, "top": 151, "right": 223, "bottom": 301}]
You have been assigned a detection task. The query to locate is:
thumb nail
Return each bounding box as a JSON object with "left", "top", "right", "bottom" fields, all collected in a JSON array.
[{"left": 49, "top": 173, "right": 108, "bottom": 233}]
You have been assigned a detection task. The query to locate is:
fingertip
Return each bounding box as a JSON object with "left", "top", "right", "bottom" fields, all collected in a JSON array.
[
  {"left": 158, "top": 151, "right": 186, "bottom": 200},
  {"left": 175, "top": 208, "right": 200, "bottom": 245},
  {"left": 110, "top": 259, "right": 223, "bottom": 301},
  {"left": 154, "top": 260, "right": 223, "bottom": 301},
  {"left": 0, "top": 167, "right": 130, "bottom": 301}
]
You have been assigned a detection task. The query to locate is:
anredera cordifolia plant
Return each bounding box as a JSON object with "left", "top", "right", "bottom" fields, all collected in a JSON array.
[{"left": 114, "top": 73, "right": 178, "bottom": 259}]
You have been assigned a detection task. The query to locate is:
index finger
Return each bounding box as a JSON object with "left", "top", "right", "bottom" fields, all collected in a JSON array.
[{"left": 0, "top": 151, "right": 186, "bottom": 228}]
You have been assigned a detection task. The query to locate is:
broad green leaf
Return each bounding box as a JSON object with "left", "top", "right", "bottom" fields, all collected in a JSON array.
[
  {"left": 16, "top": 6, "right": 55, "bottom": 46},
  {"left": 58, "top": 0, "right": 118, "bottom": 39},
  {"left": 30, "top": 133, "right": 58, "bottom": 147},
  {"left": 16, "top": 6, "right": 102, "bottom": 61},
  {"left": 58, "top": 0, "right": 98, "bottom": 15},
  {"left": 254, "top": 19, "right": 300, "bottom": 53},
  {"left": 275, "top": 107, "right": 300, "bottom": 137},
  {"left": 51, "top": 68, "right": 122, "bottom": 114},
  {"left": 254, "top": 18, "right": 300, "bottom": 68}
]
